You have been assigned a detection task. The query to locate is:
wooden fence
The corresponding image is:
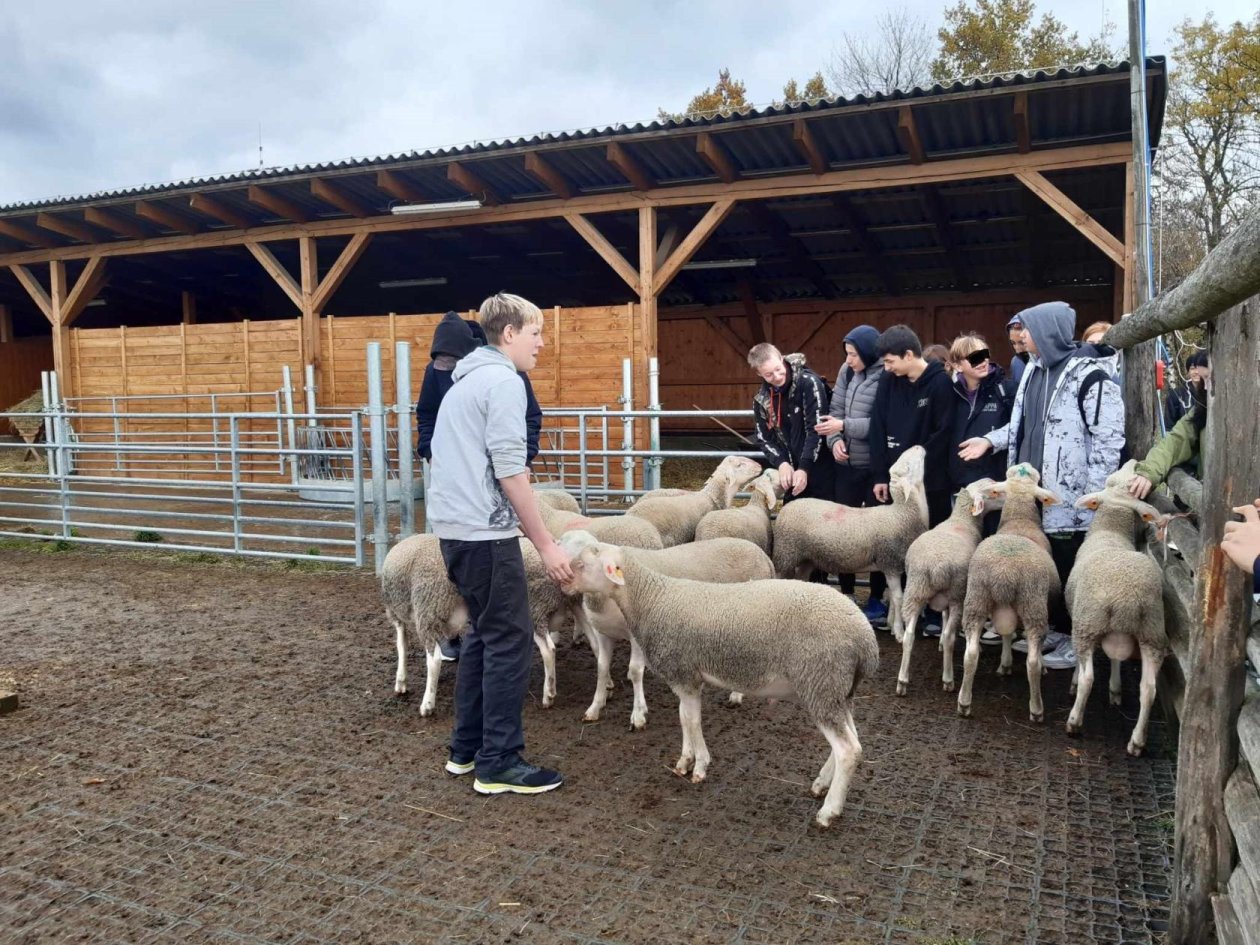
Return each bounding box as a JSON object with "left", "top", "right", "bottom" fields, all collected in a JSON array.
[{"left": 0, "top": 336, "right": 55, "bottom": 435}]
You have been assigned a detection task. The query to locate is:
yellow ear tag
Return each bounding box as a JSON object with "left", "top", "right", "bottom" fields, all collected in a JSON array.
[{"left": 605, "top": 563, "right": 624, "bottom": 580}]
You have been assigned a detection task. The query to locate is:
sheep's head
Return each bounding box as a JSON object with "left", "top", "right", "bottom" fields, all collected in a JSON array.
[
  {"left": 751, "top": 470, "right": 780, "bottom": 509},
  {"left": 961, "top": 478, "right": 1001, "bottom": 517},
  {"left": 988, "top": 468, "right": 1060, "bottom": 508},
  {"left": 889, "top": 445, "right": 926, "bottom": 503},
  {"left": 1075, "top": 489, "right": 1172, "bottom": 539},
  {"left": 564, "top": 540, "right": 626, "bottom": 595},
  {"left": 712, "top": 455, "right": 765, "bottom": 505},
  {"left": 1103, "top": 459, "right": 1141, "bottom": 492}
]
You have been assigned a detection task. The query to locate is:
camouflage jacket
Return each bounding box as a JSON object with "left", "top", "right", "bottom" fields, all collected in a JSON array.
[{"left": 752, "top": 353, "right": 830, "bottom": 473}]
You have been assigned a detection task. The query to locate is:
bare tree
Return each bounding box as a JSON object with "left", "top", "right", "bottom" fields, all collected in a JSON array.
[{"left": 827, "top": 8, "right": 935, "bottom": 98}]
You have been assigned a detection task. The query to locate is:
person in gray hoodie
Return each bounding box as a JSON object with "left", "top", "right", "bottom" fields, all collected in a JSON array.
[
  {"left": 815, "top": 324, "right": 887, "bottom": 619},
  {"left": 427, "top": 292, "right": 573, "bottom": 796}
]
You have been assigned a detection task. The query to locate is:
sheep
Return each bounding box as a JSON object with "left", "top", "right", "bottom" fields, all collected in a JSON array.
[
  {"left": 1064, "top": 463, "right": 1169, "bottom": 756},
  {"left": 538, "top": 496, "right": 665, "bottom": 549},
  {"left": 693, "top": 469, "right": 780, "bottom": 553},
  {"left": 894, "top": 479, "right": 1004, "bottom": 696},
  {"left": 535, "top": 488, "right": 581, "bottom": 514},
  {"left": 381, "top": 534, "right": 580, "bottom": 715},
  {"left": 771, "top": 445, "right": 929, "bottom": 639},
  {"left": 625, "top": 455, "right": 764, "bottom": 547},
  {"left": 561, "top": 533, "right": 775, "bottom": 729},
  {"left": 564, "top": 540, "right": 879, "bottom": 828},
  {"left": 956, "top": 464, "right": 1061, "bottom": 722}
]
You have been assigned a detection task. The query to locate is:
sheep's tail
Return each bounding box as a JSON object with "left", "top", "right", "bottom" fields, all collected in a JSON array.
[
  {"left": 848, "top": 632, "right": 881, "bottom": 699},
  {"left": 992, "top": 606, "right": 1019, "bottom": 636}
]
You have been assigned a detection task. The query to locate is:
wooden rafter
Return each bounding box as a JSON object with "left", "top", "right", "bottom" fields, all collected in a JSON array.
[
  {"left": 0, "top": 304, "right": 10, "bottom": 344},
  {"left": 897, "top": 106, "right": 926, "bottom": 164},
  {"left": 1016, "top": 169, "right": 1124, "bottom": 267},
  {"left": 738, "top": 278, "right": 770, "bottom": 344},
  {"left": 792, "top": 119, "right": 829, "bottom": 175},
  {"left": 182, "top": 290, "right": 197, "bottom": 324},
  {"left": 524, "top": 152, "right": 575, "bottom": 200},
  {"left": 189, "top": 193, "right": 255, "bottom": 229},
  {"left": 564, "top": 213, "right": 639, "bottom": 292},
  {"left": 606, "top": 142, "right": 655, "bottom": 190},
  {"left": 60, "top": 256, "right": 107, "bottom": 326},
  {"left": 310, "top": 178, "right": 373, "bottom": 218},
  {"left": 654, "top": 199, "right": 738, "bottom": 297},
  {"left": 0, "top": 220, "right": 57, "bottom": 249},
  {"left": 135, "top": 201, "right": 199, "bottom": 235},
  {"left": 446, "top": 162, "right": 501, "bottom": 205},
  {"left": 696, "top": 133, "right": 739, "bottom": 184},
  {"left": 921, "top": 186, "right": 971, "bottom": 288},
  {"left": 654, "top": 223, "right": 680, "bottom": 268},
  {"left": 311, "top": 232, "right": 373, "bottom": 312},
  {"left": 35, "top": 213, "right": 98, "bottom": 244},
  {"left": 8, "top": 265, "right": 53, "bottom": 321},
  {"left": 84, "top": 207, "right": 149, "bottom": 240},
  {"left": 376, "top": 169, "right": 427, "bottom": 204},
  {"left": 1013, "top": 92, "right": 1031, "bottom": 154},
  {"left": 703, "top": 312, "right": 751, "bottom": 358},
  {"left": 245, "top": 241, "right": 303, "bottom": 310},
  {"left": 829, "top": 194, "right": 896, "bottom": 295},
  {"left": 247, "top": 185, "right": 311, "bottom": 224},
  {"left": 746, "top": 202, "right": 836, "bottom": 299}
]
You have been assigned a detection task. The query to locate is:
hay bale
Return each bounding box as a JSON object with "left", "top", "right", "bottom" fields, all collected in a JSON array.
[{"left": 4, "top": 391, "right": 45, "bottom": 440}]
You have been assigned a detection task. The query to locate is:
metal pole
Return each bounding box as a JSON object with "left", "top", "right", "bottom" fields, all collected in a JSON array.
[
  {"left": 1128, "top": 0, "right": 1153, "bottom": 307},
  {"left": 620, "top": 357, "right": 635, "bottom": 498},
  {"left": 577, "top": 413, "right": 589, "bottom": 514},
  {"left": 351, "top": 411, "right": 366, "bottom": 567},
  {"left": 40, "top": 372, "right": 55, "bottom": 477},
  {"left": 394, "top": 341, "right": 415, "bottom": 539},
  {"left": 281, "top": 366, "right": 298, "bottom": 483},
  {"left": 111, "top": 395, "right": 122, "bottom": 471},
  {"left": 366, "top": 342, "right": 390, "bottom": 574},
  {"left": 600, "top": 406, "right": 609, "bottom": 498},
  {"left": 304, "top": 364, "right": 318, "bottom": 428},
  {"left": 210, "top": 393, "right": 221, "bottom": 473},
  {"left": 229, "top": 416, "right": 242, "bottom": 554},
  {"left": 647, "top": 356, "right": 662, "bottom": 491},
  {"left": 49, "top": 372, "right": 71, "bottom": 538}
]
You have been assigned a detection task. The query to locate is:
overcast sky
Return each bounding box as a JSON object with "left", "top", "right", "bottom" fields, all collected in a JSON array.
[{"left": 1, "top": 0, "right": 1254, "bottom": 207}]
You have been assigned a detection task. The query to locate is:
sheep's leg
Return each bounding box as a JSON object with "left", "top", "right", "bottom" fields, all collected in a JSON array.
[
  {"left": 1065, "top": 642, "right": 1095, "bottom": 736},
  {"left": 672, "top": 687, "right": 703, "bottom": 777},
  {"left": 628, "top": 637, "right": 649, "bottom": 731},
  {"left": 392, "top": 619, "right": 409, "bottom": 695},
  {"left": 940, "top": 605, "right": 961, "bottom": 692},
  {"left": 886, "top": 574, "right": 905, "bottom": 642},
  {"left": 1025, "top": 629, "right": 1045, "bottom": 723},
  {"left": 995, "top": 632, "right": 1013, "bottom": 676},
  {"left": 811, "top": 751, "right": 836, "bottom": 797},
  {"left": 533, "top": 628, "right": 557, "bottom": 709},
  {"left": 1109, "top": 657, "right": 1123, "bottom": 706},
  {"left": 684, "top": 692, "right": 711, "bottom": 782},
  {"left": 420, "top": 644, "right": 443, "bottom": 717},
  {"left": 1070, "top": 663, "right": 1079, "bottom": 694},
  {"left": 582, "top": 629, "right": 615, "bottom": 723},
  {"left": 1127, "top": 646, "right": 1162, "bottom": 757},
  {"left": 956, "top": 614, "right": 983, "bottom": 717},
  {"left": 895, "top": 608, "right": 920, "bottom": 697},
  {"left": 814, "top": 709, "right": 863, "bottom": 829}
]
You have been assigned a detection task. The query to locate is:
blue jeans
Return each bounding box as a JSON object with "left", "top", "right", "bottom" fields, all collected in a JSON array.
[{"left": 439, "top": 537, "right": 533, "bottom": 777}]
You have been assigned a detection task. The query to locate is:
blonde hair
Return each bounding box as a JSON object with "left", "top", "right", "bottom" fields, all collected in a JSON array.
[
  {"left": 948, "top": 333, "right": 988, "bottom": 363},
  {"left": 747, "top": 342, "right": 782, "bottom": 367},
  {"left": 478, "top": 292, "right": 543, "bottom": 344},
  {"left": 1081, "top": 320, "right": 1112, "bottom": 342}
]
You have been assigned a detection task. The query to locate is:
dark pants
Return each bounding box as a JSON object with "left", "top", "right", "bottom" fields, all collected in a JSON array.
[
  {"left": 832, "top": 465, "right": 887, "bottom": 601},
  {"left": 1048, "top": 532, "right": 1086, "bottom": 631},
  {"left": 780, "top": 452, "right": 835, "bottom": 504},
  {"left": 439, "top": 537, "right": 534, "bottom": 777},
  {"left": 926, "top": 489, "right": 953, "bottom": 528}
]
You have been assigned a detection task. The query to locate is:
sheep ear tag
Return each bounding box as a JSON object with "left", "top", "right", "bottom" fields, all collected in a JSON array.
[{"left": 604, "top": 563, "right": 625, "bottom": 586}]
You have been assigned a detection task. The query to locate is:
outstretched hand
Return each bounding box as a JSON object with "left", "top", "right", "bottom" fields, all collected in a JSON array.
[
  {"left": 872, "top": 483, "right": 890, "bottom": 503},
  {"left": 1222, "top": 499, "right": 1260, "bottom": 575},
  {"left": 540, "top": 541, "right": 574, "bottom": 585},
  {"left": 1127, "top": 475, "right": 1154, "bottom": 499},
  {"left": 957, "top": 437, "right": 993, "bottom": 462}
]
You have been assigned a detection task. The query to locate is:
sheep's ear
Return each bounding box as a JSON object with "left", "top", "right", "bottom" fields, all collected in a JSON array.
[
  {"left": 603, "top": 562, "right": 626, "bottom": 586},
  {"left": 970, "top": 491, "right": 987, "bottom": 517},
  {"left": 986, "top": 482, "right": 1009, "bottom": 500},
  {"left": 1035, "top": 487, "right": 1062, "bottom": 506},
  {"left": 1075, "top": 492, "right": 1104, "bottom": 510}
]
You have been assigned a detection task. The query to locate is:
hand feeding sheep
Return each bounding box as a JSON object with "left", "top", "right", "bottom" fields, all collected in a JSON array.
[
  {"left": 694, "top": 468, "right": 780, "bottom": 553},
  {"left": 564, "top": 540, "right": 879, "bottom": 828},
  {"left": 771, "top": 446, "right": 929, "bottom": 639},
  {"left": 626, "top": 455, "right": 763, "bottom": 547}
]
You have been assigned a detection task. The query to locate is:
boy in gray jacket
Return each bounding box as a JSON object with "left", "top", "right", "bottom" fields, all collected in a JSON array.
[{"left": 427, "top": 293, "right": 573, "bottom": 795}]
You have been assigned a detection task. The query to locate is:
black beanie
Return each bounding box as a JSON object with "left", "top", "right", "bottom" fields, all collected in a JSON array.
[{"left": 430, "top": 311, "right": 478, "bottom": 360}]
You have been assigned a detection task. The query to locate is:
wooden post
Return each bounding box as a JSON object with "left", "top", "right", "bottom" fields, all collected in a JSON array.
[
  {"left": 182, "top": 291, "right": 197, "bottom": 325},
  {"left": 0, "top": 304, "right": 10, "bottom": 343},
  {"left": 299, "top": 236, "right": 320, "bottom": 370},
  {"left": 638, "top": 206, "right": 658, "bottom": 363},
  {"left": 49, "top": 261, "right": 73, "bottom": 400},
  {"left": 1122, "top": 160, "right": 1159, "bottom": 459},
  {"left": 1170, "top": 297, "right": 1260, "bottom": 945}
]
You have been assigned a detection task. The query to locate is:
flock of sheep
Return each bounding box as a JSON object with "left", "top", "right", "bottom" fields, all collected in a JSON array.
[{"left": 381, "top": 451, "right": 1169, "bottom": 828}]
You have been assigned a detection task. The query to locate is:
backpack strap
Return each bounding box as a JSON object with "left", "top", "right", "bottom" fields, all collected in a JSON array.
[{"left": 1076, "top": 369, "right": 1111, "bottom": 430}]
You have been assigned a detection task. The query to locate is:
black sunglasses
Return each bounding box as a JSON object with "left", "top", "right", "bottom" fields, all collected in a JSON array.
[{"left": 964, "top": 348, "right": 991, "bottom": 367}]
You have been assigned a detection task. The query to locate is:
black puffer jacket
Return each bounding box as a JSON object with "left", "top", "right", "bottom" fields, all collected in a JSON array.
[
  {"left": 752, "top": 353, "right": 831, "bottom": 475},
  {"left": 948, "top": 364, "right": 1015, "bottom": 488}
]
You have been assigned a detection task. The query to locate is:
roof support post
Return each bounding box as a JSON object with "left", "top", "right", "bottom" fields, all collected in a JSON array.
[
  {"left": 300, "top": 237, "right": 320, "bottom": 369},
  {"left": 0, "top": 304, "right": 11, "bottom": 344},
  {"left": 564, "top": 214, "right": 640, "bottom": 292},
  {"left": 182, "top": 291, "right": 197, "bottom": 325},
  {"left": 653, "top": 199, "right": 737, "bottom": 298},
  {"left": 638, "top": 206, "right": 658, "bottom": 362},
  {"left": 1015, "top": 169, "right": 1125, "bottom": 267}
]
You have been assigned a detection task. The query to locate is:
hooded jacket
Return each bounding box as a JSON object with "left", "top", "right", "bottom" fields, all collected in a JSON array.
[
  {"left": 752, "top": 352, "right": 831, "bottom": 477},
  {"left": 949, "top": 362, "right": 1014, "bottom": 488},
  {"left": 426, "top": 345, "right": 528, "bottom": 540},
  {"left": 430, "top": 311, "right": 479, "bottom": 360},
  {"left": 869, "top": 358, "right": 954, "bottom": 493},
  {"left": 825, "top": 325, "right": 884, "bottom": 469},
  {"left": 983, "top": 301, "right": 1125, "bottom": 533}
]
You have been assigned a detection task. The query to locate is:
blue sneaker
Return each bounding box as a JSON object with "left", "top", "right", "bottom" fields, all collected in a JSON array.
[
  {"left": 445, "top": 754, "right": 475, "bottom": 776},
  {"left": 863, "top": 599, "right": 889, "bottom": 626},
  {"left": 473, "top": 761, "right": 564, "bottom": 795},
  {"left": 438, "top": 638, "right": 460, "bottom": 662}
]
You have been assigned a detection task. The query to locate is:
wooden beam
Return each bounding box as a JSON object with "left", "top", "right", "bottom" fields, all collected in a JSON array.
[
  {"left": 1013, "top": 92, "right": 1031, "bottom": 154},
  {"left": 746, "top": 202, "right": 836, "bottom": 299},
  {"left": 830, "top": 194, "right": 897, "bottom": 295},
  {"left": 35, "top": 213, "right": 98, "bottom": 244},
  {"left": 60, "top": 256, "right": 107, "bottom": 326},
  {"left": 606, "top": 142, "right": 656, "bottom": 191},
  {"left": 696, "top": 133, "right": 739, "bottom": 184},
  {"left": 181, "top": 290, "right": 197, "bottom": 324},
  {"left": 311, "top": 232, "right": 373, "bottom": 312},
  {"left": 0, "top": 304, "right": 9, "bottom": 343},
  {"left": 0, "top": 142, "right": 1135, "bottom": 268},
  {"left": 245, "top": 241, "right": 303, "bottom": 310},
  {"left": 654, "top": 223, "right": 681, "bottom": 268},
  {"left": 8, "top": 265, "right": 53, "bottom": 321},
  {"left": 310, "top": 178, "right": 374, "bottom": 219},
  {"left": 0, "top": 220, "right": 57, "bottom": 249},
  {"left": 135, "top": 201, "right": 199, "bottom": 235},
  {"left": 189, "top": 193, "right": 255, "bottom": 229},
  {"left": 564, "top": 213, "right": 640, "bottom": 293},
  {"left": 524, "top": 152, "right": 575, "bottom": 200},
  {"left": 793, "top": 309, "right": 841, "bottom": 354},
  {"left": 1016, "top": 169, "right": 1124, "bottom": 267},
  {"left": 48, "top": 261, "right": 74, "bottom": 398},
  {"left": 247, "top": 185, "right": 311, "bottom": 224},
  {"left": 738, "top": 278, "right": 768, "bottom": 344},
  {"left": 639, "top": 206, "right": 658, "bottom": 358},
  {"left": 446, "top": 162, "right": 501, "bottom": 206},
  {"left": 655, "top": 199, "right": 738, "bottom": 297},
  {"left": 376, "top": 169, "right": 427, "bottom": 204},
  {"left": 921, "top": 186, "right": 971, "bottom": 289},
  {"left": 897, "top": 106, "right": 926, "bottom": 164},
  {"left": 792, "top": 119, "right": 829, "bottom": 175},
  {"left": 702, "top": 312, "right": 751, "bottom": 358},
  {"left": 84, "top": 207, "right": 149, "bottom": 240},
  {"left": 299, "top": 237, "right": 320, "bottom": 367}
]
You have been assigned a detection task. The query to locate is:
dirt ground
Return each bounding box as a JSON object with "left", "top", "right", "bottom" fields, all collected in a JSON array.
[{"left": 1, "top": 546, "right": 1175, "bottom": 945}]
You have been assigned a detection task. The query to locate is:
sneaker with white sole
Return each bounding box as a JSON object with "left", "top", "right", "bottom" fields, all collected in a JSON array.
[
  {"left": 980, "top": 623, "right": 1002, "bottom": 646},
  {"left": 1013, "top": 631, "right": 1068, "bottom": 654},
  {"left": 445, "top": 755, "right": 475, "bottom": 776},
  {"left": 438, "top": 638, "right": 461, "bottom": 662},
  {"left": 922, "top": 621, "right": 942, "bottom": 638},
  {"left": 1041, "top": 636, "right": 1078, "bottom": 670},
  {"left": 473, "top": 761, "right": 564, "bottom": 795}
]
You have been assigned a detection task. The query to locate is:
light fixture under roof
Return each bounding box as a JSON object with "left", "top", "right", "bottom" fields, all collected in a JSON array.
[
  {"left": 390, "top": 199, "right": 482, "bottom": 215},
  {"left": 379, "top": 277, "right": 447, "bottom": 289},
  {"left": 681, "top": 258, "right": 757, "bottom": 271}
]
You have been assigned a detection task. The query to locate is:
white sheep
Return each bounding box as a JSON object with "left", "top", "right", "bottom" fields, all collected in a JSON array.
[
  {"left": 625, "top": 455, "right": 763, "bottom": 547},
  {"left": 956, "top": 464, "right": 1061, "bottom": 722},
  {"left": 1065, "top": 463, "right": 1169, "bottom": 755},
  {"left": 771, "top": 446, "right": 929, "bottom": 639},
  {"left": 565, "top": 540, "right": 879, "bottom": 828},
  {"left": 693, "top": 469, "right": 780, "bottom": 553},
  {"left": 560, "top": 533, "right": 775, "bottom": 729},
  {"left": 535, "top": 488, "right": 581, "bottom": 514},
  {"left": 538, "top": 497, "right": 665, "bottom": 549},
  {"left": 895, "top": 479, "right": 1003, "bottom": 696}
]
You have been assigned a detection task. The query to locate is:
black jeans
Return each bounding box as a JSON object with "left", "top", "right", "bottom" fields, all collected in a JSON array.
[
  {"left": 439, "top": 537, "right": 534, "bottom": 777},
  {"left": 832, "top": 465, "right": 887, "bottom": 601},
  {"left": 1048, "top": 532, "right": 1086, "bottom": 631}
]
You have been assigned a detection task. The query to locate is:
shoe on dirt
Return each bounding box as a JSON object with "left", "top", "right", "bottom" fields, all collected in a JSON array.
[
  {"left": 1041, "top": 636, "right": 1078, "bottom": 670},
  {"left": 922, "top": 620, "right": 942, "bottom": 638},
  {"left": 439, "top": 638, "right": 461, "bottom": 662},
  {"left": 862, "top": 599, "right": 889, "bottom": 626},
  {"left": 1013, "top": 631, "right": 1068, "bottom": 654},
  {"left": 473, "top": 761, "right": 563, "bottom": 795},
  {"left": 980, "top": 626, "right": 1002, "bottom": 646},
  {"left": 445, "top": 755, "right": 475, "bottom": 776}
]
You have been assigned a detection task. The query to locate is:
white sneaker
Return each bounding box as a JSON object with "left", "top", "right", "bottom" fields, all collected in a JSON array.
[
  {"left": 922, "top": 621, "right": 942, "bottom": 638},
  {"left": 1041, "top": 636, "right": 1078, "bottom": 670},
  {"left": 980, "top": 624, "right": 1002, "bottom": 646},
  {"left": 1013, "top": 631, "right": 1067, "bottom": 654}
]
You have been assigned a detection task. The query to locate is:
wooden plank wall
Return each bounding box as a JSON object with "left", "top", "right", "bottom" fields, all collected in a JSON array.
[
  {"left": 0, "top": 337, "right": 55, "bottom": 434},
  {"left": 657, "top": 290, "right": 1114, "bottom": 432}
]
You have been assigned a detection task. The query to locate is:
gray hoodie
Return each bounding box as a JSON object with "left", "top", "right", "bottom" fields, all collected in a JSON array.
[
  {"left": 426, "top": 345, "right": 528, "bottom": 540},
  {"left": 1017, "top": 301, "right": 1080, "bottom": 474}
]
